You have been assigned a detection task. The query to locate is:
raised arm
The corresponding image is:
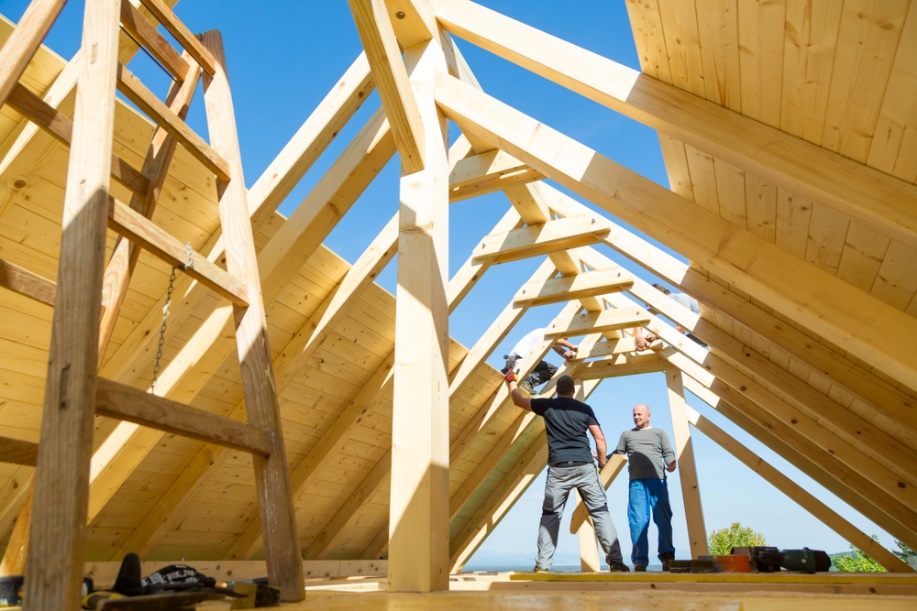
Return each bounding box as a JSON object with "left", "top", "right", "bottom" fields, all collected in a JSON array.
[
  {"left": 552, "top": 337, "right": 578, "bottom": 360},
  {"left": 504, "top": 372, "right": 532, "bottom": 411}
]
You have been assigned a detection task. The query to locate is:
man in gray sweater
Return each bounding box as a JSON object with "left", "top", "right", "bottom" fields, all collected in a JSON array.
[{"left": 613, "top": 403, "right": 677, "bottom": 571}]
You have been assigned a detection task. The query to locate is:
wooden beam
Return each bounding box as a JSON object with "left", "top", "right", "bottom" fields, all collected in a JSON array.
[
  {"left": 566, "top": 235, "right": 917, "bottom": 475},
  {"left": 119, "top": 0, "right": 190, "bottom": 81},
  {"left": 449, "top": 149, "right": 542, "bottom": 201},
  {"left": 24, "top": 1, "right": 119, "bottom": 606},
  {"left": 349, "top": 0, "right": 426, "bottom": 173},
  {"left": 106, "top": 197, "right": 249, "bottom": 306},
  {"left": 575, "top": 351, "right": 669, "bottom": 380},
  {"left": 201, "top": 30, "right": 303, "bottom": 602},
  {"left": 447, "top": 302, "right": 582, "bottom": 467},
  {"left": 545, "top": 187, "right": 917, "bottom": 438},
  {"left": 513, "top": 267, "right": 632, "bottom": 307},
  {"left": 388, "top": 37, "right": 450, "bottom": 592},
  {"left": 448, "top": 259, "right": 555, "bottom": 396},
  {"left": 665, "top": 367, "right": 708, "bottom": 558},
  {"left": 675, "top": 366, "right": 917, "bottom": 547},
  {"left": 431, "top": 0, "right": 917, "bottom": 245},
  {"left": 116, "top": 64, "right": 231, "bottom": 181},
  {"left": 87, "top": 109, "right": 396, "bottom": 520},
  {"left": 570, "top": 454, "right": 626, "bottom": 534},
  {"left": 0, "top": 0, "right": 67, "bottom": 106},
  {"left": 6, "top": 82, "right": 150, "bottom": 196},
  {"left": 686, "top": 405, "right": 913, "bottom": 573},
  {"left": 575, "top": 489, "right": 601, "bottom": 572},
  {"left": 94, "top": 378, "right": 271, "bottom": 455},
  {"left": 0, "top": 1, "right": 181, "bottom": 183},
  {"left": 450, "top": 433, "right": 548, "bottom": 570},
  {"left": 385, "top": 0, "right": 437, "bottom": 48},
  {"left": 446, "top": 205, "right": 522, "bottom": 310},
  {"left": 226, "top": 354, "right": 395, "bottom": 560},
  {"left": 545, "top": 306, "right": 650, "bottom": 338},
  {"left": 304, "top": 449, "right": 391, "bottom": 559},
  {"left": 0, "top": 437, "right": 39, "bottom": 466},
  {"left": 99, "top": 58, "right": 382, "bottom": 384},
  {"left": 0, "top": 488, "right": 31, "bottom": 575},
  {"left": 98, "top": 54, "right": 201, "bottom": 360},
  {"left": 434, "top": 72, "right": 917, "bottom": 392},
  {"left": 473, "top": 214, "right": 611, "bottom": 264},
  {"left": 245, "top": 52, "right": 375, "bottom": 222},
  {"left": 137, "top": 0, "right": 216, "bottom": 74},
  {"left": 0, "top": 258, "right": 55, "bottom": 306}
]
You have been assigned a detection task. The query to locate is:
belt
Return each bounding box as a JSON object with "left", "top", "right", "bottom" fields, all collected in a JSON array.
[{"left": 550, "top": 460, "right": 591, "bottom": 468}]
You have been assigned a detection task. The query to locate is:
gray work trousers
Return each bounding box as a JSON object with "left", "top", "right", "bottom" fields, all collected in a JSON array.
[{"left": 535, "top": 462, "right": 623, "bottom": 569}]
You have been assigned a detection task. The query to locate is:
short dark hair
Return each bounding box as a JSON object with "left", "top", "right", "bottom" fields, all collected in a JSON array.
[
  {"left": 652, "top": 283, "right": 671, "bottom": 295},
  {"left": 556, "top": 375, "right": 575, "bottom": 395}
]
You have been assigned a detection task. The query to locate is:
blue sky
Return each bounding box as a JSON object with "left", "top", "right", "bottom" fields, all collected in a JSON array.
[{"left": 3, "top": 0, "right": 901, "bottom": 568}]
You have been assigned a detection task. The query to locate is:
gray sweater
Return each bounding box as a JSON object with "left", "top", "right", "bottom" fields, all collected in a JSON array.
[{"left": 615, "top": 427, "right": 676, "bottom": 480}]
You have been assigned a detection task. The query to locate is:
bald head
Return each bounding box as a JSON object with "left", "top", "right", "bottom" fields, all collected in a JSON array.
[{"left": 633, "top": 403, "right": 651, "bottom": 429}]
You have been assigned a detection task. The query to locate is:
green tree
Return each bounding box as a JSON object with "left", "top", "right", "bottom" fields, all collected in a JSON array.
[
  {"left": 830, "top": 535, "right": 886, "bottom": 573},
  {"left": 707, "top": 522, "right": 766, "bottom": 556},
  {"left": 893, "top": 540, "right": 915, "bottom": 562}
]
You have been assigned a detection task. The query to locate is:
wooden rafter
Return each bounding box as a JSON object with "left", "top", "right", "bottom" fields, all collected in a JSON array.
[
  {"left": 434, "top": 71, "right": 917, "bottom": 391},
  {"left": 348, "top": 0, "right": 426, "bottom": 174},
  {"left": 431, "top": 0, "right": 917, "bottom": 245}
]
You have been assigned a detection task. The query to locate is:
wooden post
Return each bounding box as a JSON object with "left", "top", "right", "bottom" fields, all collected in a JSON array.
[
  {"left": 575, "top": 380, "right": 601, "bottom": 571},
  {"left": 200, "top": 30, "right": 304, "bottom": 602},
  {"left": 24, "top": 1, "right": 120, "bottom": 608},
  {"left": 666, "top": 366, "right": 709, "bottom": 558},
  {"left": 389, "top": 38, "right": 450, "bottom": 592},
  {"left": 575, "top": 489, "right": 601, "bottom": 571}
]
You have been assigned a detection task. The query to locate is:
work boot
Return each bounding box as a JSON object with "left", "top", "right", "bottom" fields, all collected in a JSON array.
[
  {"left": 634, "top": 563, "right": 647, "bottom": 572},
  {"left": 520, "top": 379, "right": 535, "bottom": 394},
  {"left": 660, "top": 551, "right": 675, "bottom": 572},
  {"left": 608, "top": 561, "right": 630, "bottom": 572},
  {"left": 533, "top": 566, "right": 549, "bottom": 574}
]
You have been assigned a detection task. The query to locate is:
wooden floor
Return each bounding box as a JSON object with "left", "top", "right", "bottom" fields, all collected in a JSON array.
[{"left": 260, "top": 571, "right": 917, "bottom": 610}]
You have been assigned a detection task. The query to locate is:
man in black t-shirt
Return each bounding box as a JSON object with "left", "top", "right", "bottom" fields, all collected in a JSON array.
[{"left": 505, "top": 371, "right": 628, "bottom": 572}]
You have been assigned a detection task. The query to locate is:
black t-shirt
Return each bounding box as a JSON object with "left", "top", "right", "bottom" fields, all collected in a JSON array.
[{"left": 531, "top": 396, "right": 599, "bottom": 465}]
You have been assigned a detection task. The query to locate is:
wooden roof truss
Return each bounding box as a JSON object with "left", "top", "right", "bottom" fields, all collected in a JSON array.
[{"left": 0, "top": 0, "right": 915, "bottom": 602}]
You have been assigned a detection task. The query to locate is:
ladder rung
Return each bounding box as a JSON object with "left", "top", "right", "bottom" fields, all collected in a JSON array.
[
  {"left": 107, "top": 198, "right": 249, "bottom": 307},
  {"left": 0, "top": 258, "right": 56, "bottom": 306},
  {"left": 95, "top": 378, "right": 271, "bottom": 455},
  {"left": 120, "top": 0, "right": 191, "bottom": 82},
  {"left": 6, "top": 83, "right": 150, "bottom": 196},
  {"left": 137, "top": 0, "right": 217, "bottom": 76},
  {"left": 0, "top": 436, "right": 39, "bottom": 466},
  {"left": 116, "top": 65, "right": 231, "bottom": 181}
]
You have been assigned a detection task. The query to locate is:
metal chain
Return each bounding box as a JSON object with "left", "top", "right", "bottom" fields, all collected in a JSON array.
[
  {"left": 150, "top": 243, "right": 194, "bottom": 394},
  {"left": 150, "top": 267, "right": 175, "bottom": 394}
]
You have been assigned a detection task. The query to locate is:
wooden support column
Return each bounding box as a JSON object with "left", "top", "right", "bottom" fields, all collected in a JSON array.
[
  {"left": 574, "top": 381, "right": 600, "bottom": 572},
  {"left": 200, "top": 31, "right": 303, "bottom": 602},
  {"left": 665, "top": 366, "right": 708, "bottom": 558},
  {"left": 24, "top": 1, "right": 120, "bottom": 607},
  {"left": 575, "top": 489, "right": 601, "bottom": 571},
  {"left": 389, "top": 37, "right": 450, "bottom": 593}
]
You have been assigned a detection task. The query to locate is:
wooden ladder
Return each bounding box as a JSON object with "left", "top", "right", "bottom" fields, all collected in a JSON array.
[{"left": 0, "top": 1, "right": 305, "bottom": 608}]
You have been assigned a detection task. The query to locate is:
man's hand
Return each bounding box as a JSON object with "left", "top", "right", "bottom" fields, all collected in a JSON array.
[
  {"left": 505, "top": 371, "right": 516, "bottom": 383},
  {"left": 562, "top": 348, "right": 577, "bottom": 360}
]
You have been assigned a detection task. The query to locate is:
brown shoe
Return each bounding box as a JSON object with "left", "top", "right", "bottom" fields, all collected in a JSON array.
[
  {"left": 608, "top": 561, "right": 631, "bottom": 572},
  {"left": 660, "top": 551, "right": 675, "bottom": 571}
]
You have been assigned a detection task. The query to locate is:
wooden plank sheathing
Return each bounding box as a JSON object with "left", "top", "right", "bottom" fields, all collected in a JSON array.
[{"left": 836, "top": 222, "right": 890, "bottom": 294}]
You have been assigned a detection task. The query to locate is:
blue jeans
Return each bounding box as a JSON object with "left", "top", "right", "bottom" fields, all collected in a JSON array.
[
  {"left": 628, "top": 478, "right": 674, "bottom": 565},
  {"left": 535, "top": 463, "right": 623, "bottom": 569}
]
